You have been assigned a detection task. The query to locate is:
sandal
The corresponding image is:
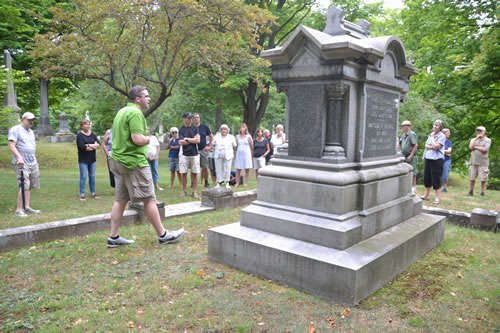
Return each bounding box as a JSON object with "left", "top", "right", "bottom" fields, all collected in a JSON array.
[
  {"left": 419, "top": 196, "right": 429, "bottom": 201},
  {"left": 433, "top": 199, "right": 440, "bottom": 204},
  {"left": 91, "top": 193, "right": 100, "bottom": 199},
  {"left": 80, "top": 195, "right": 86, "bottom": 201},
  {"left": 192, "top": 193, "right": 200, "bottom": 200},
  {"left": 179, "top": 191, "right": 187, "bottom": 198}
]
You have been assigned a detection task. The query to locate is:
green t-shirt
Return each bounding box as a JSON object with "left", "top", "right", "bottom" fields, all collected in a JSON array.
[
  {"left": 111, "top": 103, "right": 148, "bottom": 169},
  {"left": 400, "top": 131, "right": 418, "bottom": 156}
]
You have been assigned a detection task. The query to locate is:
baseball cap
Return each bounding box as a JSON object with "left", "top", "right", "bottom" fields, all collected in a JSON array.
[
  {"left": 22, "top": 112, "right": 37, "bottom": 120},
  {"left": 182, "top": 112, "right": 192, "bottom": 118},
  {"left": 476, "top": 126, "right": 486, "bottom": 132},
  {"left": 401, "top": 120, "right": 411, "bottom": 126}
]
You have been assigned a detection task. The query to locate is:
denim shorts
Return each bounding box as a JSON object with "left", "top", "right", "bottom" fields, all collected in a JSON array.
[{"left": 168, "top": 157, "right": 179, "bottom": 172}]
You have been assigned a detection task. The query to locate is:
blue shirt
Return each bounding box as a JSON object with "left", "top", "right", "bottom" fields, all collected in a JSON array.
[
  {"left": 423, "top": 132, "right": 446, "bottom": 160},
  {"left": 444, "top": 139, "right": 452, "bottom": 161},
  {"left": 168, "top": 138, "right": 180, "bottom": 158}
]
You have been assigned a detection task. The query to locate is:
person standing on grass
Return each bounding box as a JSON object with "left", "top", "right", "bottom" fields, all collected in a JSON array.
[
  {"left": 264, "top": 129, "right": 273, "bottom": 164},
  {"left": 107, "top": 86, "right": 184, "bottom": 247},
  {"left": 253, "top": 128, "right": 270, "bottom": 178},
  {"left": 420, "top": 120, "right": 446, "bottom": 205},
  {"left": 166, "top": 127, "right": 181, "bottom": 189},
  {"left": 399, "top": 120, "right": 418, "bottom": 194},
  {"left": 192, "top": 113, "right": 213, "bottom": 188},
  {"left": 213, "top": 124, "right": 236, "bottom": 189},
  {"left": 466, "top": 126, "right": 491, "bottom": 197},
  {"left": 441, "top": 128, "right": 452, "bottom": 193},
  {"left": 147, "top": 128, "right": 163, "bottom": 191},
  {"left": 102, "top": 121, "right": 115, "bottom": 188},
  {"left": 234, "top": 123, "right": 253, "bottom": 188},
  {"left": 8, "top": 112, "right": 41, "bottom": 217},
  {"left": 76, "top": 119, "right": 100, "bottom": 201},
  {"left": 178, "top": 112, "right": 201, "bottom": 199}
]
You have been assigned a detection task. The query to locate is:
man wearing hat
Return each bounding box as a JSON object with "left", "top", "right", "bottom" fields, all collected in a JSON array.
[
  {"left": 8, "top": 112, "right": 41, "bottom": 217},
  {"left": 467, "top": 126, "right": 491, "bottom": 196},
  {"left": 399, "top": 120, "right": 418, "bottom": 193},
  {"left": 178, "top": 112, "right": 201, "bottom": 199}
]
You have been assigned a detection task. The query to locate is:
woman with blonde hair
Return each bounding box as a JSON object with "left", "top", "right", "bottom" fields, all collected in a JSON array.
[
  {"left": 271, "top": 124, "right": 286, "bottom": 155},
  {"left": 76, "top": 119, "right": 100, "bottom": 201},
  {"left": 212, "top": 124, "right": 236, "bottom": 188},
  {"left": 234, "top": 123, "right": 253, "bottom": 187}
]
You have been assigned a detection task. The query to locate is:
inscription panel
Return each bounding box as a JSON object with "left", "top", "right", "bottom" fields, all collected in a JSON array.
[{"left": 363, "top": 87, "right": 399, "bottom": 158}]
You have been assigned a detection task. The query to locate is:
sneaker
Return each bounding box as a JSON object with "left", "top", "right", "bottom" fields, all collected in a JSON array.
[
  {"left": 156, "top": 186, "right": 164, "bottom": 191},
  {"left": 411, "top": 186, "right": 416, "bottom": 194},
  {"left": 192, "top": 192, "right": 200, "bottom": 200},
  {"left": 215, "top": 184, "right": 220, "bottom": 189},
  {"left": 159, "top": 228, "right": 185, "bottom": 244},
  {"left": 107, "top": 236, "right": 135, "bottom": 248},
  {"left": 226, "top": 183, "right": 231, "bottom": 189},
  {"left": 466, "top": 190, "right": 473, "bottom": 196},
  {"left": 442, "top": 188, "right": 447, "bottom": 193},
  {"left": 25, "top": 207, "right": 40, "bottom": 214},
  {"left": 179, "top": 191, "right": 187, "bottom": 198},
  {"left": 14, "top": 210, "right": 28, "bottom": 217},
  {"left": 480, "top": 192, "right": 485, "bottom": 197},
  {"left": 204, "top": 182, "right": 210, "bottom": 188},
  {"left": 91, "top": 193, "right": 100, "bottom": 199}
]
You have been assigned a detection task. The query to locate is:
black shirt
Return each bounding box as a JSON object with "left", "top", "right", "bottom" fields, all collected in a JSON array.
[
  {"left": 253, "top": 138, "right": 269, "bottom": 158},
  {"left": 179, "top": 125, "right": 199, "bottom": 156},
  {"left": 76, "top": 132, "right": 100, "bottom": 163},
  {"left": 196, "top": 123, "right": 212, "bottom": 150}
]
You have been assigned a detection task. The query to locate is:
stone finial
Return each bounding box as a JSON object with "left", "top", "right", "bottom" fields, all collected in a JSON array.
[
  {"left": 356, "top": 19, "right": 372, "bottom": 36},
  {"left": 323, "top": 6, "right": 346, "bottom": 36}
]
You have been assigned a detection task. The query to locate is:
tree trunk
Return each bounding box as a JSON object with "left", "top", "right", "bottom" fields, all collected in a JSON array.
[
  {"left": 215, "top": 96, "right": 222, "bottom": 132},
  {"left": 242, "top": 79, "right": 269, "bottom": 136}
]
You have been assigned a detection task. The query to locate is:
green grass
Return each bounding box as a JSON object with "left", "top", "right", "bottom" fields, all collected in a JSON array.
[
  {"left": 0, "top": 142, "right": 256, "bottom": 229},
  {"left": 0, "top": 210, "right": 498, "bottom": 332}
]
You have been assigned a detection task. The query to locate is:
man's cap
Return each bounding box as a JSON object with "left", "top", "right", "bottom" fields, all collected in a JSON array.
[
  {"left": 22, "top": 112, "right": 36, "bottom": 120},
  {"left": 182, "top": 112, "right": 192, "bottom": 118},
  {"left": 401, "top": 120, "right": 411, "bottom": 126},
  {"left": 476, "top": 126, "right": 486, "bottom": 132}
]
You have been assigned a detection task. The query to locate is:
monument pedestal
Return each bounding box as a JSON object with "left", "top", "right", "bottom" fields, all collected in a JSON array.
[{"left": 208, "top": 7, "right": 445, "bottom": 304}]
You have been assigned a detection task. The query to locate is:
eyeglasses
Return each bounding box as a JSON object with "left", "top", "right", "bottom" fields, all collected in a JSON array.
[{"left": 171, "top": 131, "right": 178, "bottom": 133}]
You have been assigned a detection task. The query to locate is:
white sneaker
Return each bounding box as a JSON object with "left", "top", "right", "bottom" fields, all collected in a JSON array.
[
  {"left": 25, "top": 207, "right": 40, "bottom": 214},
  {"left": 215, "top": 184, "right": 220, "bottom": 189},
  {"left": 226, "top": 183, "right": 231, "bottom": 189},
  {"left": 159, "top": 228, "right": 185, "bottom": 244},
  {"left": 411, "top": 186, "right": 416, "bottom": 194},
  {"left": 107, "top": 236, "right": 135, "bottom": 248},
  {"left": 14, "top": 210, "right": 28, "bottom": 217}
]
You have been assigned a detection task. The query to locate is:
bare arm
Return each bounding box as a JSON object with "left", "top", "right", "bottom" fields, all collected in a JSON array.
[
  {"left": 103, "top": 130, "right": 110, "bottom": 155},
  {"left": 131, "top": 133, "right": 150, "bottom": 146},
  {"left": 407, "top": 143, "right": 418, "bottom": 162},
  {"left": 8, "top": 141, "right": 24, "bottom": 168}
]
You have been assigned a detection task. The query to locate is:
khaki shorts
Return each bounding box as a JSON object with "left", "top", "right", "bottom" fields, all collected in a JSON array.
[
  {"left": 109, "top": 158, "right": 156, "bottom": 202},
  {"left": 469, "top": 164, "right": 488, "bottom": 181},
  {"left": 179, "top": 155, "right": 200, "bottom": 174},
  {"left": 14, "top": 163, "right": 40, "bottom": 190},
  {"left": 199, "top": 149, "right": 210, "bottom": 169}
]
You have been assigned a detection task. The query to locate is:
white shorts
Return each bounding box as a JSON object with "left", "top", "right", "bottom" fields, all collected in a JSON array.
[
  {"left": 179, "top": 155, "right": 200, "bottom": 174},
  {"left": 253, "top": 157, "right": 266, "bottom": 170}
]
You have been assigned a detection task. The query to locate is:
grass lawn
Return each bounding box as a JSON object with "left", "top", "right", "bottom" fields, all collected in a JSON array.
[
  {"left": 0, "top": 209, "right": 498, "bottom": 331},
  {"left": 0, "top": 142, "right": 499, "bottom": 331}
]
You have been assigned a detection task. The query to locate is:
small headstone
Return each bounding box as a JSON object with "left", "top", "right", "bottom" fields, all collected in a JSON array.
[{"left": 37, "top": 78, "right": 54, "bottom": 136}]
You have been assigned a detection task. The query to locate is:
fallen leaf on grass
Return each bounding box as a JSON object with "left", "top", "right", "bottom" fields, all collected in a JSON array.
[
  {"left": 197, "top": 269, "right": 205, "bottom": 276},
  {"left": 77, "top": 249, "right": 83, "bottom": 253},
  {"left": 74, "top": 318, "right": 83, "bottom": 325},
  {"left": 258, "top": 322, "right": 265, "bottom": 326},
  {"left": 327, "top": 316, "right": 338, "bottom": 327},
  {"left": 112, "top": 260, "right": 119, "bottom": 265},
  {"left": 456, "top": 273, "right": 464, "bottom": 279},
  {"left": 450, "top": 292, "right": 457, "bottom": 297},
  {"left": 137, "top": 309, "right": 145, "bottom": 314},
  {"left": 388, "top": 318, "right": 393, "bottom": 323},
  {"left": 308, "top": 322, "right": 315, "bottom": 333},
  {"left": 341, "top": 308, "right": 350, "bottom": 318},
  {"left": 127, "top": 321, "right": 135, "bottom": 328}
]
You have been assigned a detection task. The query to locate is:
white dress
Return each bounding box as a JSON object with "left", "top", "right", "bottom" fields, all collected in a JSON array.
[{"left": 234, "top": 135, "right": 252, "bottom": 169}]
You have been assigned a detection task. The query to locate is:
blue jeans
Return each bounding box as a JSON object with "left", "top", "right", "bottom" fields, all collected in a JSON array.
[
  {"left": 441, "top": 159, "right": 451, "bottom": 182},
  {"left": 79, "top": 161, "right": 96, "bottom": 196},
  {"left": 148, "top": 158, "right": 159, "bottom": 184}
]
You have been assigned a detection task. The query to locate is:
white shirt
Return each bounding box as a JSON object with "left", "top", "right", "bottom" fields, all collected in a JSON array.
[
  {"left": 8, "top": 124, "right": 37, "bottom": 165},
  {"left": 213, "top": 133, "right": 236, "bottom": 160},
  {"left": 147, "top": 136, "right": 160, "bottom": 158}
]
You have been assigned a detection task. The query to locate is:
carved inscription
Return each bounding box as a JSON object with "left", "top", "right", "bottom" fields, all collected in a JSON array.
[{"left": 363, "top": 87, "right": 398, "bottom": 158}]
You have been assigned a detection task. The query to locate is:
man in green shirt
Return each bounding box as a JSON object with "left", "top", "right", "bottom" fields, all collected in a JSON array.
[
  {"left": 399, "top": 120, "right": 418, "bottom": 193},
  {"left": 107, "top": 86, "right": 184, "bottom": 247}
]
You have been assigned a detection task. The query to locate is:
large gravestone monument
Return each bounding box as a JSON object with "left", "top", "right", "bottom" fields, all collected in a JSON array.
[
  {"left": 37, "top": 78, "right": 54, "bottom": 136},
  {"left": 208, "top": 8, "right": 445, "bottom": 305}
]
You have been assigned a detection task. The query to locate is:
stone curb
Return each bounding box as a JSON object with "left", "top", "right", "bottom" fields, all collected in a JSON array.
[{"left": 423, "top": 205, "right": 499, "bottom": 231}]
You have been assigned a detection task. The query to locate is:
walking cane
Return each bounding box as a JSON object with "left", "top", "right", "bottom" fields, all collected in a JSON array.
[{"left": 19, "top": 168, "right": 26, "bottom": 211}]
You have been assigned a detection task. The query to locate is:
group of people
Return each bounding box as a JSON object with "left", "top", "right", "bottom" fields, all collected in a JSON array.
[{"left": 399, "top": 120, "right": 491, "bottom": 204}]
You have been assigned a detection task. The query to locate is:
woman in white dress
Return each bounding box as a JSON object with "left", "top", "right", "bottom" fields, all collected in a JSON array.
[
  {"left": 212, "top": 124, "right": 236, "bottom": 189},
  {"left": 234, "top": 123, "right": 253, "bottom": 187},
  {"left": 271, "top": 124, "right": 286, "bottom": 155}
]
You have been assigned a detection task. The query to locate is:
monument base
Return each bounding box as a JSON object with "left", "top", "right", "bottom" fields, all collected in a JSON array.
[
  {"left": 46, "top": 134, "right": 75, "bottom": 143},
  {"left": 208, "top": 212, "right": 445, "bottom": 305}
]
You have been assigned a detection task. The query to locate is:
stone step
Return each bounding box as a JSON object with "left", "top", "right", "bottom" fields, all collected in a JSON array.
[
  {"left": 240, "top": 202, "right": 362, "bottom": 250},
  {"left": 208, "top": 212, "right": 445, "bottom": 305}
]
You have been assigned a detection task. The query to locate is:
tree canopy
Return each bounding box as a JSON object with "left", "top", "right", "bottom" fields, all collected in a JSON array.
[{"left": 31, "top": 0, "right": 273, "bottom": 118}]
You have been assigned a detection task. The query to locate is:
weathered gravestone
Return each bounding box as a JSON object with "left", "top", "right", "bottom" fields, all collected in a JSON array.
[
  {"left": 37, "top": 78, "right": 54, "bottom": 136},
  {"left": 1, "top": 50, "right": 22, "bottom": 137},
  {"left": 208, "top": 7, "right": 446, "bottom": 305},
  {"left": 46, "top": 113, "right": 75, "bottom": 143}
]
